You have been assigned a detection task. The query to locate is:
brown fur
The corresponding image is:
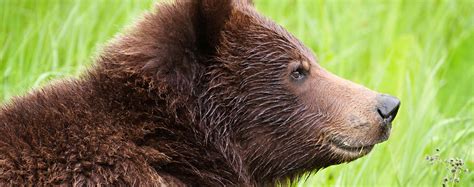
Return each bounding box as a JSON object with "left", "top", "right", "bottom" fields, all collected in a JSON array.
[{"left": 0, "top": 0, "right": 399, "bottom": 186}]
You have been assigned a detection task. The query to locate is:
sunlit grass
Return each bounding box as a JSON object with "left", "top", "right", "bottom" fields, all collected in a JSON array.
[{"left": 1, "top": 0, "right": 473, "bottom": 186}]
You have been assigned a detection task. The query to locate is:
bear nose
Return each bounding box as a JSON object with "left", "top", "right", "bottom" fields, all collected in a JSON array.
[{"left": 376, "top": 94, "right": 400, "bottom": 122}]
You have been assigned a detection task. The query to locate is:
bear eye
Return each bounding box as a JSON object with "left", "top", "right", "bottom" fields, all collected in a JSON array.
[{"left": 290, "top": 68, "right": 306, "bottom": 80}]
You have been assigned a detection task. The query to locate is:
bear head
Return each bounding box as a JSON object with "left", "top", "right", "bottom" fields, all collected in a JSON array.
[{"left": 102, "top": 0, "right": 400, "bottom": 184}]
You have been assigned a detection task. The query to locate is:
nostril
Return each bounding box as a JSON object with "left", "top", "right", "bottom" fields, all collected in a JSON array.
[
  {"left": 376, "top": 94, "right": 400, "bottom": 122},
  {"left": 377, "top": 108, "right": 385, "bottom": 119}
]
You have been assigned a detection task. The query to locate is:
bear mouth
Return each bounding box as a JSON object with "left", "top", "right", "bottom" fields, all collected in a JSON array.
[{"left": 328, "top": 138, "right": 375, "bottom": 156}]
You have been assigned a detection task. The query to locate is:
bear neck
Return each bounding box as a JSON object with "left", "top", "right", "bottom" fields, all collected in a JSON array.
[{"left": 87, "top": 65, "right": 256, "bottom": 186}]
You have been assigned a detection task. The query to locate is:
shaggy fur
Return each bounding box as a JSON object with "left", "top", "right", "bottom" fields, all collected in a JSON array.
[{"left": 0, "top": 0, "right": 399, "bottom": 186}]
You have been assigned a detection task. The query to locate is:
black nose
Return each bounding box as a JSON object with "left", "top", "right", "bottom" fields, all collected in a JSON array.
[{"left": 376, "top": 94, "right": 400, "bottom": 122}]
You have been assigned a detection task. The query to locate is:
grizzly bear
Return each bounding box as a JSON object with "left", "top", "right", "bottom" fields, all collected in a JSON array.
[{"left": 0, "top": 0, "right": 400, "bottom": 186}]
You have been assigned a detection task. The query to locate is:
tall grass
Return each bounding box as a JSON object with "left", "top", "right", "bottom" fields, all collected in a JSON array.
[{"left": 1, "top": 0, "right": 473, "bottom": 186}]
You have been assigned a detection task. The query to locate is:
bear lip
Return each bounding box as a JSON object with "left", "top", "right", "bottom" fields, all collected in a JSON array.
[{"left": 328, "top": 138, "right": 375, "bottom": 154}]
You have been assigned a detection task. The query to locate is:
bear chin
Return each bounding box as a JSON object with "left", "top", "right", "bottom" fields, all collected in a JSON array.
[{"left": 326, "top": 138, "right": 376, "bottom": 162}]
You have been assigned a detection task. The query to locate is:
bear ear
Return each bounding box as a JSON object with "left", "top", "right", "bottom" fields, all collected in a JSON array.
[
  {"left": 193, "top": 0, "right": 233, "bottom": 54},
  {"left": 131, "top": 0, "right": 253, "bottom": 94},
  {"left": 131, "top": 0, "right": 236, "bottom": 94}
]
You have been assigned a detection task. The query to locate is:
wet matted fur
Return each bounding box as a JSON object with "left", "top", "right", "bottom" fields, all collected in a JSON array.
[{"left": 0, "top": 0, "right": 399, "bottom": 186}]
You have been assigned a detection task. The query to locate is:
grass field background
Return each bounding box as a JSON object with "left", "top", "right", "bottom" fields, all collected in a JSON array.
[{"left": 1, "top": 0, "right": 473, "bottom": 186}]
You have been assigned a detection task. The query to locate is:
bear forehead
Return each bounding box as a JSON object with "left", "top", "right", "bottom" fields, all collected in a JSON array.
[{"left": 223, "top": 5, "right": 317, "bottom": 64}]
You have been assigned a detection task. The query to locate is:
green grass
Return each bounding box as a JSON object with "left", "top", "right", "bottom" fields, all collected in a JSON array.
[{"left": 1, "top": 0, "right": 473, "bottom": 186}]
